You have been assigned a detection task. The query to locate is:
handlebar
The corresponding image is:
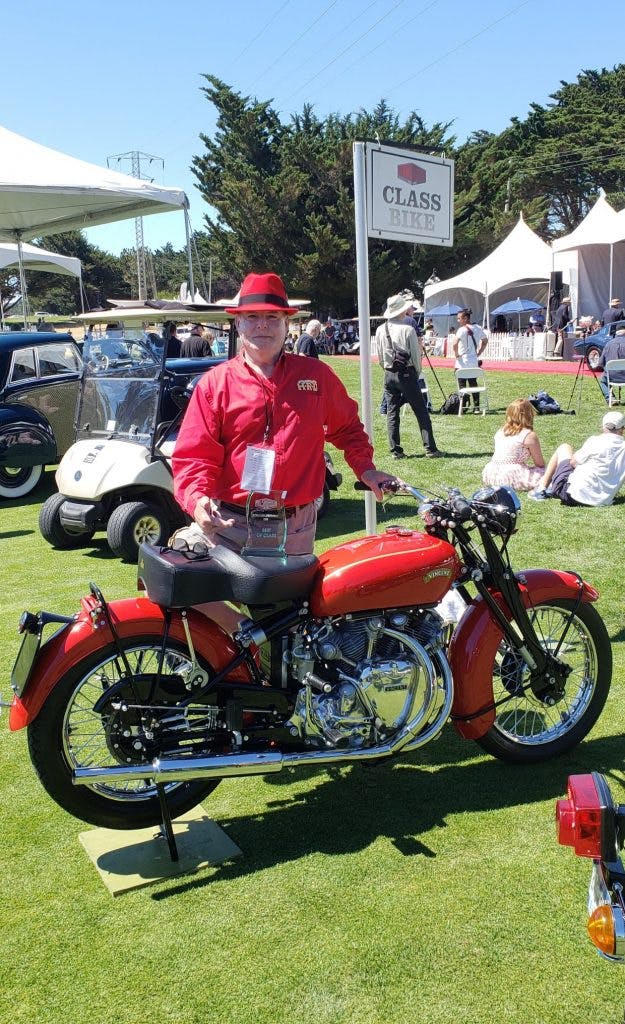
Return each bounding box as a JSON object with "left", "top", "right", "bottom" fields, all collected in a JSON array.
[{"left": 355, "top": 480, "right": 520, "bottom": 534}]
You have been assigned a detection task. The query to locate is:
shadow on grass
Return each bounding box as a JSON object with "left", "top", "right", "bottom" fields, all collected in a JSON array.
[
  {"left": 151, "top": 730, "right": 625, "bottom": 899},
  {"left": 0, "top": 529, "right": 33, "bottom": 539}
]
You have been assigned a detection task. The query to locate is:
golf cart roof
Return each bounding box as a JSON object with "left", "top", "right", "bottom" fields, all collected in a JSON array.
[{"left": 76, "top": 304, "right": 233, "bottom": 325}]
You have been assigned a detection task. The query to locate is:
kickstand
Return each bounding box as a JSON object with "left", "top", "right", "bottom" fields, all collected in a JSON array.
[{"left": 156, "top": 784, "right": 179, "bottom": 862}]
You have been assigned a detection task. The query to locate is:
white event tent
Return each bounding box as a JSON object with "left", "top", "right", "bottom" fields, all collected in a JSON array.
[
  {"left": 552, "top": 195, "right": 625, "bottom": 318},
  {"left": 423, "top": 214, "right": 553, "bottom": 327},
  {"left": 0, "top": 241, "right": 81, "bottom": 277},
  {"left": 0, "top": 126, "right": 192, "bottom": 320},
  {"left": 0, "top": 241, "right": 82, "bottom": 326}
]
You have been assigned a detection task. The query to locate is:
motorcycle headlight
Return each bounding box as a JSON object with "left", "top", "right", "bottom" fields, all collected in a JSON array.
[{"left": 471, "top": 486, "right": 521, "bottom": 537}]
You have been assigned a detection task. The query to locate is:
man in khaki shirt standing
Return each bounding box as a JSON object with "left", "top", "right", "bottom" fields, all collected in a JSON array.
[{"left": 375, "top": 292, "right": 442, "bottom": 459}]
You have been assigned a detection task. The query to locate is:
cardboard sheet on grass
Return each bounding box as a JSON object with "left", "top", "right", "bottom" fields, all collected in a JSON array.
[{"left": 79, "top": 804, "right": 241, "bottom": 895}]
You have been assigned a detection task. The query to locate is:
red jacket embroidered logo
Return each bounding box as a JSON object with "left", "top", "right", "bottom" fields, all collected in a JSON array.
[{"left": 297, "top": 379, "right": 318, "bottom": 391}]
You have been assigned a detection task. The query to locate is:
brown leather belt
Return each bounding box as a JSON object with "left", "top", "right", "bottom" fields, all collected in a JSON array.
[{"left": 219, "top": 501, "right": 308, "bottom": 519}]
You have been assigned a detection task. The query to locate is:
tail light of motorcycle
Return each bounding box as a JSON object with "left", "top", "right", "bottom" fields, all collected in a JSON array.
[{"left": 556, "top": 773, "right": 618, "bottom": 860}]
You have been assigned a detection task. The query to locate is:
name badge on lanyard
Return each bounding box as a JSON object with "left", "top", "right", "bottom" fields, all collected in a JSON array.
[{"left": 241, "top": 445, "right": 276, "bottom": 493}]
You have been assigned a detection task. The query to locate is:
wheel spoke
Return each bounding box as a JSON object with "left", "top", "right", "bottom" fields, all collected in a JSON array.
[
  {"left": 492, "top": 604, "right": 597, "bottom": 745},
  {"left": 62, "top": 642, "right": 195, "bottom": 801}
]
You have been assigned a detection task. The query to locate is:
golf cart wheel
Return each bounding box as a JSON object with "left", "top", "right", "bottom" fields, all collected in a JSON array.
[
  {"left": 107, "top": 501, "right": 169, "bottom": 562},
  {"left": 585, "top": 346, "right": 602, "bottom": 370},
  {"left": 0, "top": 463, "right": 43, "bottom": 499},
  {"left": 39, "top": 493, "right": 94, "bottom": 548}
]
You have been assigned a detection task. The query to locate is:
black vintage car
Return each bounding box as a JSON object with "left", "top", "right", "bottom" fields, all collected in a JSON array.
[{"left": 0, "top": 332, "right": 83, "bottom": 499}]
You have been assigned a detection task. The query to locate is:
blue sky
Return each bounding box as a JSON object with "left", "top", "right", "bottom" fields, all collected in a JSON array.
[{"left": 2, "top": 0, "right": 622, "bottom": 256}]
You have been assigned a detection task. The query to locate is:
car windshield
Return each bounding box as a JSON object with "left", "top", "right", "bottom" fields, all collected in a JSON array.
[{"left": 76, "top": 332, "right": 164, "bottom": 445}]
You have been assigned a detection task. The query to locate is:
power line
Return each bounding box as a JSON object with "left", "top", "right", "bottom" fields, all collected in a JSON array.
[
  {"left": 385, "top": 0, "right": 533, "bottom": 96},
  {"left": 320, "top": 0, "right": 440, "bottom": 95},
  {"left": 232, "top": 0, "right": 294, "bottom": 67},
  {"left": 289, "top": 0, "right": 410, "bottom": 101},
  {"left": 246, "top": 0, "right": 343, "bottom": 91}
]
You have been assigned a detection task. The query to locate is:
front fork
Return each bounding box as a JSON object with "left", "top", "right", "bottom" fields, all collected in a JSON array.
[{"left": 459, "top": 530, "right": 580, "bottom": 700}]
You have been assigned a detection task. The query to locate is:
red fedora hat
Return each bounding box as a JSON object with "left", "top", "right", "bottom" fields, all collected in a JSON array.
[{"left": 224, "top": 272, "right": 298, "bottom": 316}]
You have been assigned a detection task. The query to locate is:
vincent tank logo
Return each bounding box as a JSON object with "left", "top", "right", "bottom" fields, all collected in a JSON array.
[{"left": 423, "top": 567, "right": 451, "bottom": 583}]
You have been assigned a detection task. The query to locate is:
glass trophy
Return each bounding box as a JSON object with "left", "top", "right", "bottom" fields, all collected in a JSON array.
[{"left": 241, "top": 490, "right": 288, "bottom": 557}]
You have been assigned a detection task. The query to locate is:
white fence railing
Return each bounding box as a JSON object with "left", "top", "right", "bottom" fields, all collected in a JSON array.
[{"left": 369, "top": 330, "right": 553, "bottom": 361}]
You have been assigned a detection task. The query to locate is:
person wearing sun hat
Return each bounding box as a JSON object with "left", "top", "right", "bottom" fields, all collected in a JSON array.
[
  {"left": 375, "top": 291, "right": 442, "bottom": 459},
  {"left": 173, "top": 271, "right": 397, "bottom": 560},
  {"left": 529, "top": 409, "right": 625, "bottom": 506}
]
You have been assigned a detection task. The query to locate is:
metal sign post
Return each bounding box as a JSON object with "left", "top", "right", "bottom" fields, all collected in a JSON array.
[
  {"left": 353, "top": 141, "right": 454, "bottom": 535},
  {"left": 353, "top": 142, "right": 376, "bottom": 535}
]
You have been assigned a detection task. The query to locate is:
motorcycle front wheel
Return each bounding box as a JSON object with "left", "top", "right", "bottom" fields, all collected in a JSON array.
[
  {"left": 27, "top": 634, "right": 221, "bottom": 829},
  {"left": 476, "top": 599, "right": 611, "bottom": 763}
]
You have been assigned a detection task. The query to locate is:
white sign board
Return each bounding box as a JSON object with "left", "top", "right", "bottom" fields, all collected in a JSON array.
[{"left": 366, "top": 143, "right": 454, "bottom": 247}]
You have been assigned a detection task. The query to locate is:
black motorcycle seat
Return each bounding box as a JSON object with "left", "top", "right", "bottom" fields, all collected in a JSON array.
[{"left": 137, "top": 542, "right": 320, "bottom": 608}]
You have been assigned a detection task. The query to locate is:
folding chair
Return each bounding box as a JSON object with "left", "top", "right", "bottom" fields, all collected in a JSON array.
[
  {"left": 605, "top": 359, "right": 625, "bottom": 407},
  {"left": 456, "top": 368, "right": 489, "bottom": 416}
]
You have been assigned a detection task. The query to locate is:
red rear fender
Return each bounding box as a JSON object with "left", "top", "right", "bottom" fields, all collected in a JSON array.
[
  {"left": 450, "top": 569, "right": 599, "bottom": 740},
  {"left": 8, "top": 596, "right": 251, "bottom": 731}
]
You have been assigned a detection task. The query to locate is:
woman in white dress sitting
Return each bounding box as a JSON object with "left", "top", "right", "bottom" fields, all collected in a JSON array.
[{"left": 482, "top": 398, "right": 545, "bottom": 492}]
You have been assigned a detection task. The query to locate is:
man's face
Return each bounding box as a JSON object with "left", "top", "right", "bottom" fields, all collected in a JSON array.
[
  {"left": 457, "top": 312, "right": 469, "bottom": 327},
  {"left": 236, "top": 312, "right": 288, "bottom": 359}
]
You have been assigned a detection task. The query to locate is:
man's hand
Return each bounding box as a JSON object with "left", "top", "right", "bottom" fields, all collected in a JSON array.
[
  {"left": 360, "top": 469, "right": 399, "bottom": 500},
  {"left": 192, "top": 496, "right": 235, "bottom": 543}
]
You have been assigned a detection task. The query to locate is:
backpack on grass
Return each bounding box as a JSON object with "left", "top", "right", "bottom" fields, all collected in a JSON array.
[{"left": 439, "top": 393, "right": 461, "bottom": 415}]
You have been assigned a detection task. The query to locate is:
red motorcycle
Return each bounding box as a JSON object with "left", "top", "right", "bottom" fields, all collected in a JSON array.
[{"left": 5, "top": 482, "right": 612, "bottom": 831}]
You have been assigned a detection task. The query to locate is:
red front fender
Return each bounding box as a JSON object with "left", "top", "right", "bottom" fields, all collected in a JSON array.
[
  {"left": 8, "top": 596, "right": 252, "bottom": 731},
  {"left": 449, "top": 569, "right": 600, "bottom": 740}
]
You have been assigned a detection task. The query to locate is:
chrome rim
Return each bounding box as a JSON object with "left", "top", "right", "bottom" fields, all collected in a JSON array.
[
  {"left": 492, "top": 604, "right": 598, "bottom": 745},
  {"left": 62, "top": 644, "right": 195, "bottom": 801},
  {"left": 132, "top": 513, "right": 162, "bottom": 545}
]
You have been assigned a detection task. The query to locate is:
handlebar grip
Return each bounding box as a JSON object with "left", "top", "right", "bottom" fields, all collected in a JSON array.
[
  {"left": 354, "top": 480, "right": 399, "bottom": 494},
  {"left": 450, "top": 495, "right": 472, "bottom": 522}
]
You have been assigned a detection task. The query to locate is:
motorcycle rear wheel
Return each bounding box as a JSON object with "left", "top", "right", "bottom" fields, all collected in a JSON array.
[
  {"left": 27, "top": 634, "right": 220, "bottom": 829},
  {"left": 476, "top": 599, "right": 611, "bottom": 763}
]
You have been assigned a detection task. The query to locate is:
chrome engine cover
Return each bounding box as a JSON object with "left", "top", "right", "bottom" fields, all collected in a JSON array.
[{"left": 286, "top": 612, "right": 451, "bottom": 750}]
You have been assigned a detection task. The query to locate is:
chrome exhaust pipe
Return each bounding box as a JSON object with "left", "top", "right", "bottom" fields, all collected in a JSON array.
[{"left": 74, "top": 644, "right": 453, "bottom": 788}]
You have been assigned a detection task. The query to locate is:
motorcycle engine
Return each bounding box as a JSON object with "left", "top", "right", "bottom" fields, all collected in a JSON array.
[{"left": 285, "top": 610, "right": 448, "bottom": 749}]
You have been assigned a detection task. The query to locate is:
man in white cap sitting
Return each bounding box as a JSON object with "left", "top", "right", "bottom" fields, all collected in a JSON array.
[
  {"left": 529, "top": 410, "right": 625, "bottom": 506},
  {"left": 375, "top": 292, "right": 442, "bottom": 459}
]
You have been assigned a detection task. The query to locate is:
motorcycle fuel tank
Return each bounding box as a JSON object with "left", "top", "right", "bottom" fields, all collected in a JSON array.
[{"left": 310, "top": 527, "right": 461, "bottom": 616}]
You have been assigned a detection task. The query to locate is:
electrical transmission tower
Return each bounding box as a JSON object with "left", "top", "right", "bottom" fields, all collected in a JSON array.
[{"left": 107, "top": 150, "right": 164, "bottom": 301}]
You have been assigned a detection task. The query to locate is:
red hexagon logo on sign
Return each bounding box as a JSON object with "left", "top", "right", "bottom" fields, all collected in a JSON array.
[{"left": 397, "top": 163, "right": 426, "bottom": 185}]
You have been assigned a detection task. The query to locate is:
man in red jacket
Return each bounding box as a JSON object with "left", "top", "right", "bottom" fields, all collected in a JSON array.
[{"left": 173, "top": 271, "right": 395, "bottom": 561}]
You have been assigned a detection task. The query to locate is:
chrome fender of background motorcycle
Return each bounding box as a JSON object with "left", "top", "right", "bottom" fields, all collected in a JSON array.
[
  {"left": 449, "top": 568, "right": 599, "bottom": 740},
  {"left": 8, "top": 597, "right": 249, "bottom": 731}
]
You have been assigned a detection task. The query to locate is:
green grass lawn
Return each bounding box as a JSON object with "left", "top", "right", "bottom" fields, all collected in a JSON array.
[{"left": 1, "top": 358, "right": 624, "bottom": 1024}]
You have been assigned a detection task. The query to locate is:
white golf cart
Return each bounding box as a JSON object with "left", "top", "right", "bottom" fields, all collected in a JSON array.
[{"left": 39, "top": 309, "right": 341, "bottom": 562}]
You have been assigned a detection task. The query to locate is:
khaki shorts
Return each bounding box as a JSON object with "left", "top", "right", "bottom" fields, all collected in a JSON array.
[{"left": 170, "top": 501, "right": 317, "bottom": 556}]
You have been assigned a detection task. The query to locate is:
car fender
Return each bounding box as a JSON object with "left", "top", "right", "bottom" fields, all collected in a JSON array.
[
  {"left": 0, "top": 405, "right": 56, "bottom": 466},
  {"left": 449, "top": 569, "right": 599, "bottom": 740},
  {"left": 55, "top": 439, "right": 173, "bottom": 498},
  {"left": 8, "top": 596, "right": 252, "bottom": 731}
]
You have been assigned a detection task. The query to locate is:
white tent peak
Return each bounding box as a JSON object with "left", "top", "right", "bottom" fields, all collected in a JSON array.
[
  {"left": 424, "top": 215, "right": 552, "bottom": 322},
  {"left": 0, "top": 125, "right": 189, "bottom": 241},
  {"left": 552, "top": 195, "right": 618, "bottom": 253}
]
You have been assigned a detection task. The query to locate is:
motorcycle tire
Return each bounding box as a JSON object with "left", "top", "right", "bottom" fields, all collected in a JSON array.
[
  {"left": 27, "top": 633, "right": 221, "bottom": 829},
  {"left": 476, "top": 598, "right": 611, "bottom": 764}
]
